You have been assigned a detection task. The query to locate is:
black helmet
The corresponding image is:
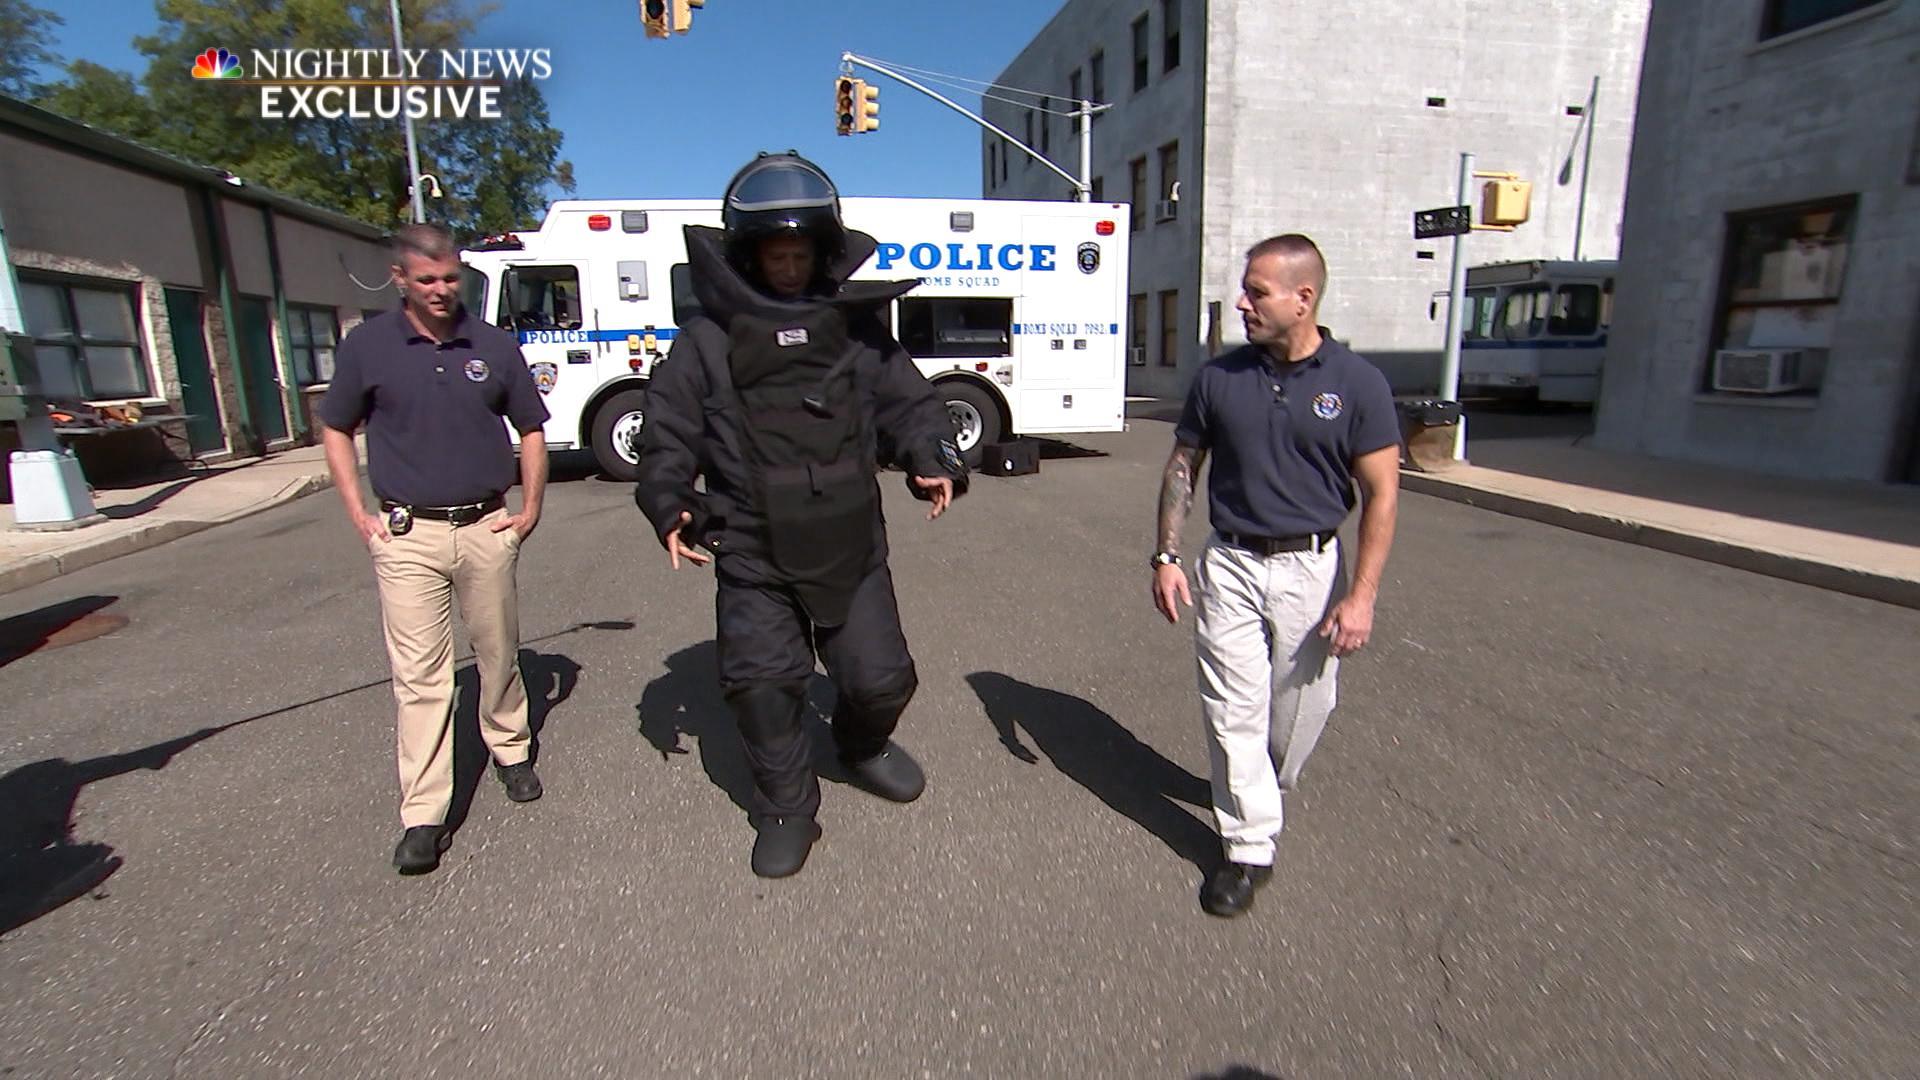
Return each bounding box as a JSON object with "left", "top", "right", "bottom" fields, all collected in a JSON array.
[{"left": 721, "top": 151, "right": 847, "bottom": 280}]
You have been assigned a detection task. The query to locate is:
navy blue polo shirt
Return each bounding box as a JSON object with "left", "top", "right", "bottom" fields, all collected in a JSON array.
[
  {"left": 318, "top": 307, "right": 549, "bottom": 507},
  {"left": 1175, "top": 332, "right": 1398, "bottom": 538}
]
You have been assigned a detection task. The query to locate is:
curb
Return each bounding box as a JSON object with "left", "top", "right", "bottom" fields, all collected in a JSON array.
[
  {"left": 1401, "top": 472, "right": 1920, "bottom": 610},
  {"left": 0, "top": 471, "right": 334, "bottom": 598}
]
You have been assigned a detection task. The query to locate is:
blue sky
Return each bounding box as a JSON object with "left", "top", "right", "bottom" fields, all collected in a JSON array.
[{"left": 39, "top": 0, "right": 1071, "bottom": 202}]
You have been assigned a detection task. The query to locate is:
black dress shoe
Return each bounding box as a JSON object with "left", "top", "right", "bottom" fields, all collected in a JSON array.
[
  {"left": 496, "top": 760, "right": 542, "bottom": 803},
  {"left": 751, "top": 816, "right": 821, "bottom": 879},
  {"left": 841, "top": 742, "right": 925, "bottom": 803},
  {"left": 1200, "top": 862, "right": 1273, "bottom": 917},
  {"left": 393, "top": 825, "right": 451, "bottom": 875}
]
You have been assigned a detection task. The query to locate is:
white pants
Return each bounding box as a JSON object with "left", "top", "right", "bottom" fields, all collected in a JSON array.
[{"left": 1193, "top": 532, "right": 1344, "bottom": 866}]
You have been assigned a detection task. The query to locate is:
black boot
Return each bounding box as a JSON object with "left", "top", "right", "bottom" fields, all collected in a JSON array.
[
  {"left": 751, "top": 816, "right": 821, "bottom": 878},
  {"left": 841, "top": 741, "right": 925, "bottom": 803},
  {"left": 392, "top": 825, "right": 450, "bottom": 875}
]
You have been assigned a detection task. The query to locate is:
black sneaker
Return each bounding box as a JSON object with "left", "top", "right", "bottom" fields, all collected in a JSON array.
[
  {"left": 393, "top": 825, "right": 451, "bottom": 875},
  {"left": 751, "top": 816, "right": 822, "bottom": 879},
  {"left": 1200, "top": 862, "right": 1273, "bottom": 918},
  {"left": 496, "top": 760, "right": 542, "bottom": 803},
  {"left": 841, "top": 742, "right": 926, "bottom": 803}
]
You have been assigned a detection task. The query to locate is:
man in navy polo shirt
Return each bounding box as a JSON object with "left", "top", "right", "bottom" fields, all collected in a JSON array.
[
  {"left": 1151, "top": 234, "right": 1401, "bottom": 918},
  {"left": 318, "top": 223, "right": 551, "bottom": 876}
]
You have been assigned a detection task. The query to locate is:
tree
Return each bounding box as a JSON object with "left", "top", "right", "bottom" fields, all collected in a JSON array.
[
  {"left": 37, "top": 0, "right": 573, "bottom": 236},
  {"left": 0, "top": 0, "right": 64, "bottom": 99}
]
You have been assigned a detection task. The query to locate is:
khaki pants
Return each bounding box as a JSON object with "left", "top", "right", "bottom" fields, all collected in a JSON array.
[
  {"left": 370, "top": 508, "right": 529, "bottom": 827},
  {"left": 1193, "top": 532, "right": 1345, "bottom": 866}
]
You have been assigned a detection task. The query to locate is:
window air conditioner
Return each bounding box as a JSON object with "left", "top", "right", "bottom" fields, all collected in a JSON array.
[
  {"left": 1128, "top": 346, "right": 1147, "bottom": 366},
  {"left": 1153, "top": 199, "right": 1178, "bottom": 222},
  {"left": 1711, "top": 348, "right": 1823, "bottom": 394}
]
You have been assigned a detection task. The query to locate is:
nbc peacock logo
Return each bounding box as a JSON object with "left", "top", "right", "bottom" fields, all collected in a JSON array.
[{"left": 191, "top": 47, "right": 243, "bottom": 80}]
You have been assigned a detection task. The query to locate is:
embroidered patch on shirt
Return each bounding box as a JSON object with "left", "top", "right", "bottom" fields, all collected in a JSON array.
[
  {"left": 776, "top": 328, "right": 810, "bottom": 347},
  {"left": 1312, "top": 391, "right": 1344, "bottom": 420},
  {"left": 464, "top": 358, "right": 491, "bottom": 382}
]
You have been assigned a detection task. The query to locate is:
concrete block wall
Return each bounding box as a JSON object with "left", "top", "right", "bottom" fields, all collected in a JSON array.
[{"left": 1595, "top": 0, "right": 1920, "bottom": 482}]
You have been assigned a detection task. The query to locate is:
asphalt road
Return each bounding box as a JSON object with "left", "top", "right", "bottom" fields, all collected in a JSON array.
[{"left": 1, "top": 417, "right": 1914, "bottom": 1078}]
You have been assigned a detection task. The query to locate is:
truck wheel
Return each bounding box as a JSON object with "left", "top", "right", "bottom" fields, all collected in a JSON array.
[
  {"left": 940, "top": 381, "right": 1002, "bottom": 468},
  {"left": 590, "top": 387, "right": 649, "bottom": 482}
]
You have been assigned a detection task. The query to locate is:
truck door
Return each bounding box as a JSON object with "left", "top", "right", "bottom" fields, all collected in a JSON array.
[
  {"left": 499, "top": 261, "right": 593, "bottom": 450},
  {"left": 1015, "top": 213, "right": 1122, "bottom": 434}
]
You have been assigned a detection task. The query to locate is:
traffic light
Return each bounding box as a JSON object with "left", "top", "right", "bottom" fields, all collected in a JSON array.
[
  {"left": 672, "top": 0, "right": 703, "bottom": 33},
  {"left": 854, "top": 80, "right": 879, "bottom": 133},
  {"left": 835, "top": 76, "right": 858, "bottom": 136},
  {"left": 1481, "top": 178, "right": 1532, "bottom": 226},
  {"left": 640, "top": 0, "right": 668, "bottom": 38}
]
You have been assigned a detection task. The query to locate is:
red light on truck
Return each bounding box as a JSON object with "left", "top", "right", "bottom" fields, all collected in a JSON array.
[
  {"left": 588, "top": 214, "right": 612, "bottom": 231},
  {"left": 975, "top": 362, "right": 989, "bottom": 372},
  {"left": 1095, "top": 220, "right": 1115, "bottom": 236}
]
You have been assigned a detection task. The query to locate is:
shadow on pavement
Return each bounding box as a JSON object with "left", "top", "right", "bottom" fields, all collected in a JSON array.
[
  {"left": 0, "top": 722, "right": 236, "bottom": 936},
  {"left": 967, "top": 671, "right": 1219, "bottom": 872},
  {"left": 1192, "top": 1067, "right": 1286, "bottom": 1080},
  {"left": 636, "top": 641, "right": 756, "bottom": 818},
  {"left": 447, "top": 649, "right": 583, "bottom": 835},
  {"left": 0, "top": 595, "right": 123, "bottom": 670}
]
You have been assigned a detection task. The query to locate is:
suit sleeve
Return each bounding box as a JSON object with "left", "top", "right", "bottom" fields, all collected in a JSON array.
[
  {"left": 633, "top": 327, "right": 710, "bottom": 544},
  {"left": 869, "top": 332, "right": 969, "bottom": 499}
]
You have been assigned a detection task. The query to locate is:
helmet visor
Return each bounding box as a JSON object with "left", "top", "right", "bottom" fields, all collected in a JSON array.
[{"left": 728, "top": 160, "right": 837, "bottom": 213}]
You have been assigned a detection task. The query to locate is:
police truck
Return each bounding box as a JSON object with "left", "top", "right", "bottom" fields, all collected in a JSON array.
[{"left": 459, "top": 197, "right": 1132, "bottom": 480}]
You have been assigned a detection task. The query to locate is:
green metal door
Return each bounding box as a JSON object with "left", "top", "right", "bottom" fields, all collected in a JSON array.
[
  {"left": 162, "top": 288, "right": 225, "bottom": 454},
  {"left": 234, "top": 296, "right": 287, "bottom": 443}
]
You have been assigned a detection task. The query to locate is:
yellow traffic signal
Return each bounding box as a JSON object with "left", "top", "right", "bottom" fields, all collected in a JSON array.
[
  {"left": 672, "top": 0, "right": 704, "bottom": 33},
  {"left": 854, "top": 81, "right": 879, "bottom": 133},
  {"left": 640, "top": 0, "right": 668, "bottom": 38},
  {"left": 835, "top": 76, "right": 857, "bottom": 136},
  {"left": 1481, "top": 178, "right": 1532, "bottom": 226}
]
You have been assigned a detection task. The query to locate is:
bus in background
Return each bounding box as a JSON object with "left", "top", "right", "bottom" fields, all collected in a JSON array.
[{"left": 1449, "top": 259, "right": 1616, "bottom": 404}]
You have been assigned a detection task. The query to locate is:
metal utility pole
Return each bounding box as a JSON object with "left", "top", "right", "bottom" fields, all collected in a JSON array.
[
  {"left": 390, "top": 0, "right": 426, "bottom": 224},
  {"left": 1437, "top": 151, "right": 1472, "bottom": 408},
  {"left": 841, "top": 53, "right": 1102, "bottom": 201}
]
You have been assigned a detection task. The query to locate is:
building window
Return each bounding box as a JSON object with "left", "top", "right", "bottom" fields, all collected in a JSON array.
[
  {"left": 1131, "top": 14, "right": 1150, "bottom": 92},
  {"left": 1023, "top": 110, "right": 1035, "bottom": 167},
  {"left": 1129, "top": 157, "right": 1148, "bottom": 231},
  {"left": 1129, "top": 293, "right": 1148, "bottom": 365},
  {"left": 1069, "top": 70, "right": 1083, "bottom": 134},
  {"left": 1707, "top": 196, "right": 1856, "bottom": 394},
  {"left": 1762, "top": 0, "right": 1880, "bottom": 38},
  {"left": 1089, "top": 51, "right": 1106, "bottom": 119},
  {"left": 1162, "top": 0, "right": 1181, "bottom": 72},
  {"left": 986, "top": 142, "right": 995, "bottom": 191},
  {"left": 19, "top": 277, "right": 151, "bottom": 400},
  {"left": 1157, "top": 140, "right": 1179, "bottom": 221},
  {"left": 898, "top": 297, "right": 1012, "bottom": 358},
  {"left": 1091, "top": 175, "right": 1105, "bottom": 202},
  {"left": 1001, "top": 138, "right": 1010, "bottom": 183},
  {"left": 1040, "top": 97, "right": 1051, "bottom": 156},
  {"left": 1158, "top": 290, "right": 1179, "bottom": 366},
  {"left": 288, "top": 304, "right": 339, "bottom": 385}
]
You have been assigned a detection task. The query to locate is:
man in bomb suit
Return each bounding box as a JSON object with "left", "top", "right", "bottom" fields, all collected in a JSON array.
[{"left": 635, "top": 151, "right": 969, "bottom": 878}]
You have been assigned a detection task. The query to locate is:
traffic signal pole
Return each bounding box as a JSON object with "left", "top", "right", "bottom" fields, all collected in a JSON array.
[{"left": 840, "top": 53, "right": 1101, "bottom": 201}]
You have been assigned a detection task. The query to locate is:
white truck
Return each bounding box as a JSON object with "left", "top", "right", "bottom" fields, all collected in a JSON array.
[{"left": 459, "top": 196, "right": 1132, "bottom": 479}]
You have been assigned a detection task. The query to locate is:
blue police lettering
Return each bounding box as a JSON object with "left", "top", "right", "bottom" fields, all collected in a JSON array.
[{"left": 873, "top": 241, "right": 1060, "bottom": 272}]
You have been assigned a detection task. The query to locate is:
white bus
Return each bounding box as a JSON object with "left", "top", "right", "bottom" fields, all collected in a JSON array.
[
  {"left": 459, "top": 196, "right": 1132, "bottom": 479},
  {"left": 1450, "top": 259, "right": 1616, "bottom": 404}
]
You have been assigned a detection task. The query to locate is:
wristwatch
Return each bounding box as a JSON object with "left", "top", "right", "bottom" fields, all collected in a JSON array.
[{"left": 1150, "top": 551, "right": 1182, "bottom": 568}]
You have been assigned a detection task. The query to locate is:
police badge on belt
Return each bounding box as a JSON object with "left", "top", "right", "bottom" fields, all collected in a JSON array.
[{"left": 387, "top": 504, "right": 414, "bottom": 536}]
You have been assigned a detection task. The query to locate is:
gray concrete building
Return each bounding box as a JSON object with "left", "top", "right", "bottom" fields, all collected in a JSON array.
[
  {"left": 1, "top": 94, "right": 393, "bottom": 482},
  {"left": 985, "top": 0, "right": 1649, "bottom": 400},
  {"left": 1593, "top": 0, "right": 1920, "bottom": 484}
]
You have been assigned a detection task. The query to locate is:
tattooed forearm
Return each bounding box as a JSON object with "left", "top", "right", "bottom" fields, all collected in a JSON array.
[{"left": 1157, "top": 445, "right": 1205, "bottom": 553}]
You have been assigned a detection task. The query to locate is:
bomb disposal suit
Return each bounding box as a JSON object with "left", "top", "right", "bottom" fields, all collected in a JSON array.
[{"left": 635, "top": 154, "right": 967, "bottom": 860}]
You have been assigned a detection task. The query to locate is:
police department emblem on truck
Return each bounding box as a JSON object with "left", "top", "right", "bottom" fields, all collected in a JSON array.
[{"left": 461, "top": 196, "right": 1132, "bottom": 481}]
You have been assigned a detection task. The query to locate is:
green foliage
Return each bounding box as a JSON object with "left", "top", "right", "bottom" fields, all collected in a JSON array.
[{"left": 36, "top": 0, "right": 572, "bottom": 237}]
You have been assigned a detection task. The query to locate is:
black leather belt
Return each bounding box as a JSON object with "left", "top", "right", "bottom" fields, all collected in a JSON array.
[
  {"left": 382, "top": 495, "right": 504, "bottom": 526},
  {"left": 1219, "top": 529, "right": 1337, "bottom": 555}
]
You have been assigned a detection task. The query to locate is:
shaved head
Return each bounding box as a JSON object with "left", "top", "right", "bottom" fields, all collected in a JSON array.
[{"left": 1245, "top": 234, "right": 1328, "bottom": 305}]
